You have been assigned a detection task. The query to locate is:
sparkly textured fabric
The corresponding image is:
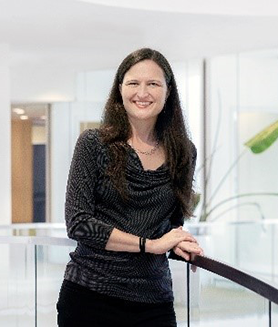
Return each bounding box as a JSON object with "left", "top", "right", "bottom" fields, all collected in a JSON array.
[{"left": 64, "top": 129, "right": 187, "bottom": 303}]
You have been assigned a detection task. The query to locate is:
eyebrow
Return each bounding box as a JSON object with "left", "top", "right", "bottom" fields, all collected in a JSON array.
[{"left": 125, "top": 79, "right": 163, "bottom": 84}]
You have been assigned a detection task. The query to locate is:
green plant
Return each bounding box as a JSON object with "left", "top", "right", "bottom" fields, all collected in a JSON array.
[
  {"left": 198, "top": 119, "right": 278, "bottom": 222},
  {"left": 244, "top": 120, "right": 278, "bottom": 154}
]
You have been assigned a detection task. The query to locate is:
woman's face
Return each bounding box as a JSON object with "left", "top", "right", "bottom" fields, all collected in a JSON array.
[{"left": 119, "top": 59, "right": 169, "bottom": 125}]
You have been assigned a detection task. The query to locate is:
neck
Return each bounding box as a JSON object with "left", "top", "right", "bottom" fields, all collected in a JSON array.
[{"left": 128, "top": 118, "right": 157, "bottom": 144}]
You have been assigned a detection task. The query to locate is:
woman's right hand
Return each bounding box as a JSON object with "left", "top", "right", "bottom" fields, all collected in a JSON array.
[{"left": 147, "top": 227, "right": 199, "bottom": 255}]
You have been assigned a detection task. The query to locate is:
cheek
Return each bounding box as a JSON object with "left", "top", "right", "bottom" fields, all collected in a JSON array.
[
  {"left": 121, "top": 92, "right": 133, "bottom": 109},
  {"left": 157, "top": 91, "right": 167, "bottom": 104},
  {"left": 121, "top": 89, "right": 133, "bottom": 101}
]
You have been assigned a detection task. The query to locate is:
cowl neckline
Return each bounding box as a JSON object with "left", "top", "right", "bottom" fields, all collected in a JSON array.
[
  {"left": 125, "top": 143, "right": 168, "bottom": 174},
  {"left": 127, "top": 144, "right": 169, "bottom": 175}
]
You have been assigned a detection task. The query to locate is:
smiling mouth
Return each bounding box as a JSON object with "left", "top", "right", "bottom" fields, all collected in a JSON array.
[{"left": 134, "top": 101, "right": 152, "bottom": 108}]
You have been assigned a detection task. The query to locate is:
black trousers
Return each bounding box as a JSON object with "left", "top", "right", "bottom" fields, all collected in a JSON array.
[{"left": 56, "top": 280, "right": 177, "bottom": 327}]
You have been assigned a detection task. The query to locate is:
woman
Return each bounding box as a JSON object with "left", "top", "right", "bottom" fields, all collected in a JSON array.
[{"left": 57, "top": 48, "right": 203, "bottom": 327}]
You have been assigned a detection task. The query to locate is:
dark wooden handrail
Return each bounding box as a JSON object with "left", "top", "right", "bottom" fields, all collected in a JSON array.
[
  {"left": 170, "top": 252, "right": 278, "bottom": 305},
  {"left": 191, "top": 254, "right": 278, "bottom": 305}
]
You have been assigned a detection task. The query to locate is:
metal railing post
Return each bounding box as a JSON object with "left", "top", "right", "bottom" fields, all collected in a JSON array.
[
  {"left": 187, "top": 263, "right": 190, "bottom": 327},
  {"left": 269, "top": 301, "right": 272, "bottom": 327},
  {"left": 35, "top": 244, "right": 38, "bottom": 327}
]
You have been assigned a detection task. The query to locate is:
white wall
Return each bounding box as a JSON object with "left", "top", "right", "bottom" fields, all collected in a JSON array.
[
  {"left": 239, "top": 55, "right": 278, "bottom": 108},
  {"left": 76, "top": 69, "right": 116, "bottom": 102},
  {"left": 50, "top": 101, "right": 103, "bottom": 223},
  {"left": 51, "top": 69, "right": 112, "bottom": 223},
  {"left": 10, "top": 64, "right": 76, "bottom": 103},
  {"left": 172, "top": 60, "right": 204, "bottom": 210},
  {"left": 206, "top": 55, "right": 238, "bottom": 223},
  {"left": 0, "top": 44, "right": 11, "bottom": 224},
  {"left": 50, "top": 103, "right": 71, "bottom": 223}
]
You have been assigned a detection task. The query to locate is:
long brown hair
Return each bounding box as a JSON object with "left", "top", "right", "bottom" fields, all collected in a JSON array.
[{"left": 99, "top": 48, "right": 196, "bottom": 217}]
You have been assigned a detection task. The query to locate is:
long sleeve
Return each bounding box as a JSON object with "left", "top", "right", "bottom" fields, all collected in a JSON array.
[{"left": 65, "top": 130, "right": 113, "bottom": 249}]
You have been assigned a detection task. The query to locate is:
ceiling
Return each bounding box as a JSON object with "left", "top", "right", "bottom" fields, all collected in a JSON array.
[
  {"left": 2, "top": 0, "right": 278, "bottom": 73},
  {"left": 11, "top": 103, "right": 48, "bottom": 124},
  {"left": 78, "top": 0, "right": 278, "bottom": 16}
]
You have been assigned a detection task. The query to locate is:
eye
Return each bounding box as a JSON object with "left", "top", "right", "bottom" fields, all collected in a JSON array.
[
  {"left": 126, "top": 81, "right": 139, "bottom": 86},
  {"left": 149, "top": 82, "right": 160, "bottom": 87}
]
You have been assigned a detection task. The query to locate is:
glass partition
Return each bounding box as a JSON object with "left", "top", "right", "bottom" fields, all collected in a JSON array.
[
  {"left": 169, "top": 259, "right": 188, "bottom": 325},
  {"left": 273, "top": 303, "right": 278, "bottom": 325},
  {"left": 0, "top": 235, "right": 75, "bottom": 327},
  {"left": 36, "top": 243, "right": 75, "bottom": 327},
  {"left": 0, "top": 242, "right": 35, "bottom": 327},
  {"left": 202, "top": 50, "right": 278, "bottom": 229},
  {"left": 188, "top": 264, "right": 270, "bottom": 326},
  {"left": 237, "top": 50, "right": 278, "bottom": 224},
  {"left": 185, "top": 220, "right": 278, "bottom": 288},
  {"left": 0, "top": 225, "right": 277, "bottom": 326}
]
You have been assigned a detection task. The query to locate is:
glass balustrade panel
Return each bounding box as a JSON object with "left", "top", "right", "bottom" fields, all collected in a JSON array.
[
  {"left": 235, "top": 222, "right": 276, "bottom": 284},
  {"left": 273, "top": 302, "right": 278, "bottom": 325},
  {"left": 186, "top": 221, "right": 278, "bottom": 288},
  {"left": 0, "top": 242, "right": 35, "bottom": 327},
  {"left": 169, "top": 259, "right": 188, "bottom": 326},
  {"left": 36, "top": 244, "right": 75, "bottom": 327},
  {"left": 188, "top": 264, "right": 270, "bottom": 327},
  {"left": 275, "top": 224, "right": 278, "bottom": 287},
  {"left": 1, "top": 223, "right": 277, "bottom": 327}
]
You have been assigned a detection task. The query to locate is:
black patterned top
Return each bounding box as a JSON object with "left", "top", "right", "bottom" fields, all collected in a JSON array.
[{"left": 64, "top": 129, "right": 187, "bottom": 303}]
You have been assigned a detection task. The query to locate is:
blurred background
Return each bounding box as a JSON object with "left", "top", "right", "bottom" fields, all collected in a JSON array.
[
  {"left": 1, "top": 0, "right": 278, "bottom": 226},
  {"left": 1, "top": 1, "right": 278, "bottom": 326}
]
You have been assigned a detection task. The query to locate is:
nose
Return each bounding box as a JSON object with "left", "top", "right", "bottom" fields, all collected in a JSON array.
[{"left": 137, "top": 84, "right": 149, "bottom": 98}]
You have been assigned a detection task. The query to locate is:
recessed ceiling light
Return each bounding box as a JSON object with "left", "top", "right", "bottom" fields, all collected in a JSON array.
[
  {"left": 13, "top": 108, "right": 25, "bottom": 115},
  {"left": 20, "top": 115, "right": 29, "bottom": 120}
]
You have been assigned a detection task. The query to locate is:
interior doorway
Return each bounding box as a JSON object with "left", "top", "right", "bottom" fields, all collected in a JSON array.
[{"left": 11, "top": 103, "right": 50, "bottom": 223}]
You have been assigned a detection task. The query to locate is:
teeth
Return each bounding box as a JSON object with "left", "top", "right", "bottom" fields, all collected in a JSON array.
[{"left": 136, "top": 101, "right": 150, "bottom": 106}]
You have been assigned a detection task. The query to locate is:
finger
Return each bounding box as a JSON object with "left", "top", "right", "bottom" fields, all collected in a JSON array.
[
  {"left": 182, "top": 232, "right": 198, "bottom": 243},
  {"left": 177, "top": 242, "right": 203, "bottom": 255},
  {"left": 174, "top": 228, "right": 197, "bottom": 241},
  {"left": 183, "top": 235, "right": 198, "bottom": 243},
  {"left": 175, "top": 230, "right": 198, "bottom": 244},
  {"left": 185, "top": 231, "right": 197, "bottom": 242},
  {"left": 176, "top": 241, "right": 196, "bottom": 252},
  {"left": 172, "top": 230, "right": 199, "bottom": 248},
  {"left": 173, "top": 247, "right": 190, "bottom": 261},
  {"left": 176, "top": 249, "right": 190, "bottom": 261},
  {"left": 171, "top": 230, "right": 195, "bottom": 245}
]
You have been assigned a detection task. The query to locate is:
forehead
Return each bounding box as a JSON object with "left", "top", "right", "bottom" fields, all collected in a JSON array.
[{"left": 123, "top": 59, "right": 165, "bottom": 81}]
